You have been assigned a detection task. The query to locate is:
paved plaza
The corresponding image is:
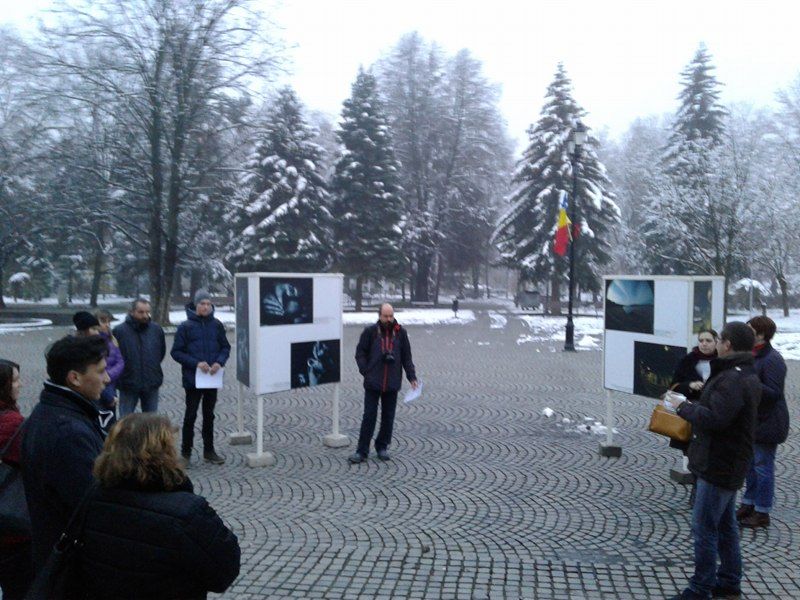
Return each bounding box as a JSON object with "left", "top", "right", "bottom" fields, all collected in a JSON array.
[{"left": 7, "top": 304, "right": 800, "bottom": 599}]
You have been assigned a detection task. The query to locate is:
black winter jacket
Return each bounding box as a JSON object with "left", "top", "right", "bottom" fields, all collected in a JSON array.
[
  {"left": 752, "top": 343, "right": 790, "bottom": 444},
  {"left": 171, "top": 303, "right": 231, "bottom": 389},
  {"left": 78, "top": 478, "right": 241, "bottom": 600},
  {"left": 355, "top": 321, "right": 416, "bottom": 392},
  {"left": 678, "top": 352, "right": 761, "bottom": 490},
  {"left": 21, "top": 383, "right": 106, "bottom": 570},
  {"left": 113, "top": 315, "right": 166, "bottom": 393},
  {"left": 669, "top": 347, "right": 716, "bottom": 400}
]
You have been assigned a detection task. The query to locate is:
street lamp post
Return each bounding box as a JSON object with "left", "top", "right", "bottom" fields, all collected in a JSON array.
[{"left": 564, "top": 121, "right": 586, "bottom": 352}]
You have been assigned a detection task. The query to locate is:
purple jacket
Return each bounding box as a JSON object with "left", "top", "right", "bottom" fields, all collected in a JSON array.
[{"left": 100, "top": 331, "right": 125, "bottom": 408}]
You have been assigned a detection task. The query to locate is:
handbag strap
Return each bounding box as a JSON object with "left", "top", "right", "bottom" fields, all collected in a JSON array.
[
  {"left": 55, "top": 483, "right": 98, "bottom": 551},
  {"left": 0, "top": 419, "right": 26, "bottom": 459}
]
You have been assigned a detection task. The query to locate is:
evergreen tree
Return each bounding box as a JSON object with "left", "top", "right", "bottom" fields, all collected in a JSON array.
[
  {"left": 645, "top": 44, "right": 730, "bottom": 275},
  {"left": 227, "top": 88, "right": 331, "bottom": 272},
  {"left": 330, "top": 68, "right": 404, "bottom": 311},
  {"left": 493, "top": 64, "right": 619, "bottom": 308}
]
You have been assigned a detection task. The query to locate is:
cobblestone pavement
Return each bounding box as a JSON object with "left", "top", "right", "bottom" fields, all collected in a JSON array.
[{"left": 6, "top": 303, "right": 799, "bottom": 599}]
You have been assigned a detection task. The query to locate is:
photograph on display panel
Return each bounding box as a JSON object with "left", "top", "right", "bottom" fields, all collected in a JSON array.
[
  {"left": 633, "top": 341, "right": 687, "bottom": 399},
  {"left": 235, "top": 278, "right": 250, "bottom": 386},
  {"left": 290, "top": 339, "right": 341, "bottom": 389},
  {"left": 259, "top": 277, "right": 314, "bottom": 326},
  {"left": 605, "top": 279, "right": 655, "bottom": 334},
  {"left": 693, "top": 281, "right": 712, "bottom": 333}
]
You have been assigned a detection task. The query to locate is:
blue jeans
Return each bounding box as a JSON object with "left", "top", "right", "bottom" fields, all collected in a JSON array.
[
  {"left": 686, "top": 478, "right": 741, "bottom": 597},
  {"left": 119, "top": 388, "right": 160, "bottom": 417},
  {"left": 741, "top": 443, "right": 777, "bottom": 513}
]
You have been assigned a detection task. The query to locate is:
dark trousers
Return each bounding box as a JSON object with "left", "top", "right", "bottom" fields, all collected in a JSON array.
[
  {"left": 356, "top": 389, "right": 398, "bottom": 456},
  {"left": 182, "top": 388, "right": 218, "bottom": 454},
  {"left": 0, "top": 540, "right": 33, "bottom": 600}
]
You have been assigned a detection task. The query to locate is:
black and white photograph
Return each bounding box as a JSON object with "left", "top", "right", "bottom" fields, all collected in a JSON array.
[
  {"left": 604, "top": 279, "right": 655, "bottom": 334},
  {"left": 632, "top": 341, "right": 687, "bottom": 399},
  {"left": 260, "top": 277, "right": 314, "bottom": 326},
  {"left": 235, "top": 277, "right": 250, "bottom": 387},
  {"left": 693, "top": 281, "right": 712, "bottom": 333},
  {"left": 290, "top": 339, "right": 340, "bottom": 389}
]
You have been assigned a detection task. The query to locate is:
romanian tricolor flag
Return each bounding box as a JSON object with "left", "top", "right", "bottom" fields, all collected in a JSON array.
[{"left": 553, "top": 192, "right": 571, "bottom": 256}]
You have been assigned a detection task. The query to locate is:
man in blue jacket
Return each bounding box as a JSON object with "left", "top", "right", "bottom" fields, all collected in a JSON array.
[
  {"left": 171, "top": 290, "right": 231, "bottom": 465},
  {"left": 21, "top": 335, "right": 110, "bottom": 571},
  {"left": 113, "top": 298, "right": 166, "bottom": 416},
  {"left": 349, "top": 303, "right": 417, "bottom": 464}
]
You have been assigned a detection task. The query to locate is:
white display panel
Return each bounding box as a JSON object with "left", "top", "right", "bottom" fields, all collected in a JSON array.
[
  {"left": 235, "top": 273, "right": 344, "bottom": 395},
  {"left": 603, "top": 275, "right": 724, "bottom": 399}
]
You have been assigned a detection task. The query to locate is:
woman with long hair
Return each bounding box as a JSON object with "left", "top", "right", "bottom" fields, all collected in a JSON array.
[
  {"left": 668, "top": 328, "right": 718, "bottom": 454},
  {"left": 0, "top": 359, "right": 33, "bottom": 599},
  {"left": 77, "top": 413, "right": 240, "bottom": 599}
]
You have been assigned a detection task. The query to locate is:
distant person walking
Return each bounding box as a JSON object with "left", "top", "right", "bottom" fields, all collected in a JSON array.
[
  {"left": 113, "top": 299, "right": 166, "bottom": 417},
  {"left": 0, "top": 360, "right": 33, "bottom": 599},
  {"left": 21, "top": 336, "right": 109, "bottom": 571},
  {"left": 76, "top": 413, "right": 241, "bottom": 599},
  {"left": 349, "top": 303, "right": 417, "bottom": 464},
  {"left": 171, "top": 291, "right": 231, "bottom": 465},
  {"left": 451, "top": 297, "right": 459, "bottom": 318},
  {"left": 666, "top": 322, "right": 760, "bottom": 600},
  {"left": 737, "top": 316, "right": 790, "bottom": 528}
]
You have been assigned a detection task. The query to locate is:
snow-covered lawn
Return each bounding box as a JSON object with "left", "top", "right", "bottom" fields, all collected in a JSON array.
[{"left": 517, "top": 315, "right": 603, "bottom": 350}]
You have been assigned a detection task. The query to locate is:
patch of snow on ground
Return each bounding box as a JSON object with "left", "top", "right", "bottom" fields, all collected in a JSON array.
[
  {"left": 343, "top": 309, "right": 476, "bottom": 326},
  {"left": 542, "top": 407, "right": 555, "bottom": 417},
  {"left": 517, "top": 315, "right": 603, "bottom": 350},
  {"left": 575, "top": 421, "right": 619, "bottom": 436},
  {"left": 0, "top": 318, "right": 53, "bottom": 334},
  {"left": 488, "top": 312, "right": 507, "bottom": 329}
]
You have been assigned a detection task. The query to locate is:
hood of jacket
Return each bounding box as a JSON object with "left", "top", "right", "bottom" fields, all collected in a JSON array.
[{"left": 709, "top": 352, "right": 754, "bottom": 378}]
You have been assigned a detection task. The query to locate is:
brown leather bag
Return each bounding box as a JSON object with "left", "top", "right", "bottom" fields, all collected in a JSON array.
[{"left": 648, "top": 404, "right": 692, "bottom": 443}]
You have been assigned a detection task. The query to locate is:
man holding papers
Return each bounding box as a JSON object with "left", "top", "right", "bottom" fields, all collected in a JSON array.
[
  {"left": 350, "top": 303, "right": 418, "bottom": 464},
  {"left": 171, "top": 290, "right": 231, "bottom": 465}
]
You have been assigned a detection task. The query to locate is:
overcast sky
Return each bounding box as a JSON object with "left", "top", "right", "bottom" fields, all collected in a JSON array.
[{"left": 4, "top": 0, "right": 799, "bottom": 150}]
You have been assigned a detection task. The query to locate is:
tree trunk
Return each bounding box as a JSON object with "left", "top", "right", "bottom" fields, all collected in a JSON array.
[
  {"left": 355, "top": 276, "right": 364, "bottom": 312},
  {"left": 189, "top": 268, "right": 202, "bottom": 302},
  {"left": 0, "top": 263, "right": 5, "bottom": 308},
  {"left": 433, "top": 253, "right": 443, "bottom": 307},
  {"left": 485, "top": 259, "right": 491, "bottom": 299},
  {"left": 550, "top": 276, "right": 562, "bottom": 315},
  {"left": 471, "top": 265, "right": 480, "bottom": 298},
  {"left": 778, "top": 274, "right": 789, "bottom": 317},
  {"left": 414, "top": 253, "right": 432, "bottom": 301},
  {"left": 89, "top": 241, "right": 104, "bottom": 308}
]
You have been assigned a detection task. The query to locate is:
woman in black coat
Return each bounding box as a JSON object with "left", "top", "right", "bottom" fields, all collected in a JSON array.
[
  {"left": 78, "top": 413, "right": 241, "bottom": 599},
  {"left": 738, "top": 316, "right": 789, "bottom": 528},
  {"left": 668, "top": 328, "right": 718, "bottom": 454}
]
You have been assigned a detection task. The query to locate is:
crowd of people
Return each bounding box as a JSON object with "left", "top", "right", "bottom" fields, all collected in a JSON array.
[
  {"left": 0, "top": 293, "right": 791, "bottom": 599},
  {"left": 665, "top": 317, "right": 790, "bottom": 600},
  {"left": 0, "top": 293, "right": 239, "bottom": 599}
]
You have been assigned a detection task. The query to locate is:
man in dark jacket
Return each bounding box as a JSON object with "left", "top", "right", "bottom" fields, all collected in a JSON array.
[
  {"left": 171, "top": 290, "right": 231, "bottom": 465},
  {"left": 666, "top": 322, "right": 761, "bottom": 600},
  {"left": 21, "top": 336, "right": 109, "bottom": 571},
  {"left": 738, "top": 316, "right": 790, "bottom": 528},
  {"left": 349, "top": 303, "right": 417, "bottom": 463},
  {"left": 113, "top": 298, "right": 166, "bottom": 416}
]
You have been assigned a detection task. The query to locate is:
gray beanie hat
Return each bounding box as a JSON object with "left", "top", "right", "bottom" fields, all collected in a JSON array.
[{"left": 194, "top": 289, "right": 212, "bottom": 305}]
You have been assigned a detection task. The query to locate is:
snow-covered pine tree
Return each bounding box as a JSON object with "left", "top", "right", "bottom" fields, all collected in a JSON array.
[
  {"left": 493, "top": 64, "right": 619, "bottom": 309},
  {"left": 330, "top": 68, "right": 405, "bottom": 311},
  {"left": 644, "top": 44, "right": 729, "bottom": 274},
  {"left": 227, "top": 88, "right": 331, "bottom": 273}
]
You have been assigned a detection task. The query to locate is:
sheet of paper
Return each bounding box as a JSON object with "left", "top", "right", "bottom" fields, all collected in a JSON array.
[
  {"left": 195, "top": 366, "right": 224, "bottom": 389},
  {"left": 403, "top": 381, "right": 422, "bottom": 404}
]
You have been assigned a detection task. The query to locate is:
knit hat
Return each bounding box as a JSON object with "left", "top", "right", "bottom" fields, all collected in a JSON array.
[
  {"left": 194, "top": 289, "right": 212, "bottom": 306},
  {"left": 73, "top": 311, "right": 100, "bottom": 331}
]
